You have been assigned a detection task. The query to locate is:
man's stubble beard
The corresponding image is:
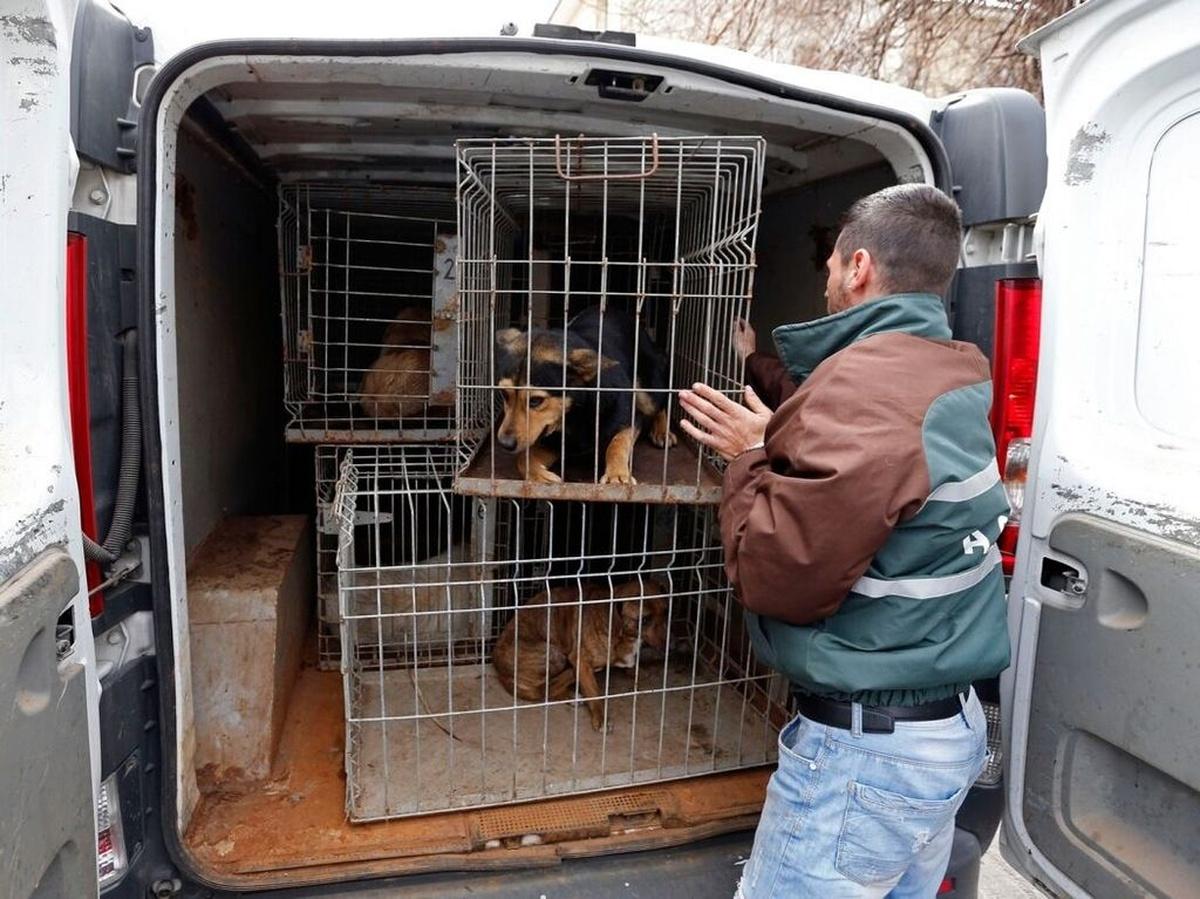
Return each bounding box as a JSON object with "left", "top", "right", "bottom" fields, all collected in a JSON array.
[{"left": 825, "top": 276, "right": 852, "bottom": 315}]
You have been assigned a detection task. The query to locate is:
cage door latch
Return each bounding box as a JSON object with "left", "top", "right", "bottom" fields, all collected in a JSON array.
[{"left": 318, "top": 504, "right": 393, "bottom": 535}]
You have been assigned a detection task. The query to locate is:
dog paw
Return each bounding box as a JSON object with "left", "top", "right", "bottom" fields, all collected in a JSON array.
[
  {"left": 600, "top": 470, "right": 637, "bottom": 486},
  {"left": 649, "top": 428, "right": 678, "bottom": 448},
  {"left": 591, "top": 716, "right": 613, "bottom": 734},
  {"left": 528, "top": 467, "right": 562, "bottom": 484}
]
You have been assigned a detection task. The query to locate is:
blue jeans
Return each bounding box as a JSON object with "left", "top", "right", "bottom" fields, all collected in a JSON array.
[{"left": 737, "top": 690, "right": 987, "bottom": 898}]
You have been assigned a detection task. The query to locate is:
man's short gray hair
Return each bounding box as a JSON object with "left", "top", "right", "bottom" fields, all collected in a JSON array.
[{"left": 836, "top": 184, "right": 962, "bottom": 296}]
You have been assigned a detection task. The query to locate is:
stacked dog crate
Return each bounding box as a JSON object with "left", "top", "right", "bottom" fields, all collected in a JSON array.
[
  {"left": 328, "top": 135, "right": 790, "bottom": 823},
  {"left": 279, "top": 183, "right": 461, "bottom": 666}
]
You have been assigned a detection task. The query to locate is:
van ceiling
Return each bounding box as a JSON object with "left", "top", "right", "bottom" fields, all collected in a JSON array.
[{"left": 194, "top": 53, "right": 910, "bottom": 193}]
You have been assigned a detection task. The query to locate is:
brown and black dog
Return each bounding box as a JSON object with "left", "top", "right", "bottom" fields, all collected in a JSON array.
[
  {"left": 493, "top": 307, "right": 676, "bottom": 485},
  {"left": 492, "top": 578, "right": 670, "bottom": 732}
]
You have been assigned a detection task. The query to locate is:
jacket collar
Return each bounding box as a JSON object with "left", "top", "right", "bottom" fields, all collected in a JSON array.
[{"left": 771, "top": 292, "right": 952, "bottom": 381}]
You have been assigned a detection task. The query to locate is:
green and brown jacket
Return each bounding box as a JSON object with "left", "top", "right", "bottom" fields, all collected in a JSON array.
[{"left": 721, "top": 293, "right": 1011, "bottom": 706}]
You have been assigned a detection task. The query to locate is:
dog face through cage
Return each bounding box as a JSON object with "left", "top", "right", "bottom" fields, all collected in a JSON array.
[
  {"left": 491, "top": 307, "right": 676, "bottom": 485},
  {"left": 454, "top": 135, "right": 767, "bottom": 502}
]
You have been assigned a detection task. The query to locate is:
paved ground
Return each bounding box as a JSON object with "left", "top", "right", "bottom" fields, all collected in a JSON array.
[
  {"left": 276, "top": 832, "right": 1050, "bottom": 897},
  {"left": 981, "top": 841, "right": 1046, "bottom": 898}
]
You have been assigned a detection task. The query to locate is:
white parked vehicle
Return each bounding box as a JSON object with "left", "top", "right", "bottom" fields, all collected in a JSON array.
[{"left": 1, "top": 0, "right": 1195, "bottom": 896}]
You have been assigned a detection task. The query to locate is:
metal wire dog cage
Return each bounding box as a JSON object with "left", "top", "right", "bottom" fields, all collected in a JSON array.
[
  {"left": 333, "top": 445, "right": 785, "bottom": 822},
  {"left": 454, "top": 135, "right": 766, "bottom": 503},
  {"left": 315, "top": 444, "right": 342, "bottom": 667},
  {"left": 279, "top": 183, "right": 464, "bottom": 443}
]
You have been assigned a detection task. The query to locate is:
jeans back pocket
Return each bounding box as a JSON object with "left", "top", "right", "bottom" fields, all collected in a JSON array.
[{"left": 834, "top": 779, "right": 969, "bottom": 887}]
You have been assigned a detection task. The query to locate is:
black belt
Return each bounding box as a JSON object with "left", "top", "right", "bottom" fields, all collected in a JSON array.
[{"left": 793, "top": 691, "right": 966, "bottom": 735}]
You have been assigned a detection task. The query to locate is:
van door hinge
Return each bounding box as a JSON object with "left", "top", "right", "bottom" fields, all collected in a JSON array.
[
  {"left": 961, "top": 218, "right": 1037, "bottom": 268},
  {"left": 69, "top": 0, "right": 155, "bottom": 174}
]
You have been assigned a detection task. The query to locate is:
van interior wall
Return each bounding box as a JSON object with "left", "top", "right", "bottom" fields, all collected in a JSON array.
[
  {"left": 174, "top": 116, "right": 284, "bottom": 556},
  {"left": 750, "top": 163, "right": 897, "bottom": 344}
]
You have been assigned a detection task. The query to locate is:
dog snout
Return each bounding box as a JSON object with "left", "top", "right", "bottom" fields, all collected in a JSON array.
[{"left": 496, "top": 432, "right": 517, "bottom": 453}]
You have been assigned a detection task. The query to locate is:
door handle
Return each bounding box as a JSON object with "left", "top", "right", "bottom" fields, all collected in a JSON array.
[{"left": 1041, "top": 556, "right": 1087, "bottom": 597}]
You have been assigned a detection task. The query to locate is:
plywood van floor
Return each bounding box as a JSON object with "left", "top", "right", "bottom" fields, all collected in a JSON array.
[
  {"left": 185, "top": 660, "right": 773, "bottom": 883},
  {"left": 348, "top": 655, "right": 778, "bottom": 821}
]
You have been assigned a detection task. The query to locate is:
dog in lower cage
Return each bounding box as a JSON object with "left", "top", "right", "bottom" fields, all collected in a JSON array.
[
  {"left": 358, "top": 305, "right": 432, "bottom": 420},
  {"left": 493, "top": 307, "right": 677, "bottom": 484},
  {"left": 492, "top": 577, "right": 670, "bottom": 732}
]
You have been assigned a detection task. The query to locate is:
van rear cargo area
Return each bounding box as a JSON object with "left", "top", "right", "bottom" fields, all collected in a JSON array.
[{"left": 148, "top": 44, "right": 923, "bottom": 886}]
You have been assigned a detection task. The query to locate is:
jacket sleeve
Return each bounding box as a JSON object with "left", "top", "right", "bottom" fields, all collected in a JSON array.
[
  {"left": 719, "top": 351, "right": 931, "bottom": 625},
  {"left": 744, "top": 352, "right": 799, "bottom": 410}
]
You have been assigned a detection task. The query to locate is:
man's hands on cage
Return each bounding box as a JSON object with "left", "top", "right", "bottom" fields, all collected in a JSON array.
[{"left": 679, "top": 383, "right": 772, "bottom": 462}]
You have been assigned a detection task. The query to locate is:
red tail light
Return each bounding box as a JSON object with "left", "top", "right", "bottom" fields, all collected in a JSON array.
[
  {"left": 66, "top": 232, "right": 103, "bottom": 614},
  {"left": 991, "top": 278, "right": 1042, "bottom": 575},
  {"left": 938, "top": 876, "right": 956, "bottom": 894}
]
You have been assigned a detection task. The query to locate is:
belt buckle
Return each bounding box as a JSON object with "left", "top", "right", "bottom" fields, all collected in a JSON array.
[{"left": 861, "top": 706, "right": 895, "bottom": 734}]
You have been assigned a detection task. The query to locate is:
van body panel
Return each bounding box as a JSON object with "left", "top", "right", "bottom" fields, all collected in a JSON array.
[
  {"left": 1004, "top": 0, "right": 1200, "bottom": 895},
  {"left": 0, "top": 2, "right": 101, "bottom": 895}
]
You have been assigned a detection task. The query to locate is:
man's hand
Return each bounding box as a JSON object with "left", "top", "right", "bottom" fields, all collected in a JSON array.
[
  {"left": 679, "top": 383, "right": 772, "bottom": 462},
  {"left": 733, "top": 318, "right": 757, "bottom": 362}
]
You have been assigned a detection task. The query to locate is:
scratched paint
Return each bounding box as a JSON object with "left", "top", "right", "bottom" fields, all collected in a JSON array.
[
  {"left": 0, "top": 14, "right": 56, "bottom": 48},
  {"left": 0, "top": 499, "right": 67, "bottom": 582},
  {"left": 1064, "top": 123, "right": 1110, "bottom": 186}
]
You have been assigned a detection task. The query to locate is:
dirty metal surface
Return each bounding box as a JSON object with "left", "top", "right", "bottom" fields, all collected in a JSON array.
[
  {"left": 283, "top": 414, "right": 460, "bottom": 445},
  {"left": 470, "top": 789, "right": 677, "bottom": 846},
  {"left": 454, "top": 439, "right": 724, "bottom": 505},
  {"left": 184, "top": 657, "right": 769, "bottom": 888},
  {"left": 0, "top": 549, "right": 96, "bottom": 898},
  {"left": 1018, "top": 514, "right": 1200, "bottom": 898}
]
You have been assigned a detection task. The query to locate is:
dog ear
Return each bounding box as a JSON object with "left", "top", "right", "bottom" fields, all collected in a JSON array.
[
  {"left": 612, "top": 580, "right": 644, "bottom": 601},
  {"left": 566, "top": 348, "right": 619, "bottom": 383},
  {"left": 495, "top": 328, "right": 527, "bottom": 362}
]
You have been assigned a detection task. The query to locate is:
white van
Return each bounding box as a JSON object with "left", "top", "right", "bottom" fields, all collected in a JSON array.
[{"left": 2, "top": 0, "right": 1196, "bottom": 896}]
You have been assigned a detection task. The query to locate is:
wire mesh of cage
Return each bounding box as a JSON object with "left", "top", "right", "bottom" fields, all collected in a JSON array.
[
  {"left": 454, "top": 135, "right": 766, "bottom": 504},
  {"left": 279, "top": 183, "right": 466, "bottom": 443},
  {"left": 332, "top": 445, "right": 787, "bottom": 822}
]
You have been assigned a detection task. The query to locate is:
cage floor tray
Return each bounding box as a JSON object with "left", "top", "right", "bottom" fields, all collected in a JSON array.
[
  {"left": 347, "top": 654, "right": 777, "bottom": 821},
  {"left": 285, "top": 405, "right": 457, "bottom": 444},
  {"left": 453, "top": 439, "right": 724, "bottom": 505}
]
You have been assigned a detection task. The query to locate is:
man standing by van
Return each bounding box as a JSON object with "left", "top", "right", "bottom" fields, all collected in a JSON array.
[{"left": 680, "top": 184, "right": 1010, "bottom": 897}]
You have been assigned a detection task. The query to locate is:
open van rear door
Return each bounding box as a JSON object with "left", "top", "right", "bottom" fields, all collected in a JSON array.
[
  {"left": 1, "top": 3, "right": 100, "bottom": 896},
  {"left": 1003, "top": 1, "right": 1200, "bottom": 895}
]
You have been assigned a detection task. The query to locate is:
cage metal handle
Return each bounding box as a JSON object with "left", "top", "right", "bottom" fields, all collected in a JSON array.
[{"left": 554, "top": 133, "right": 660, "bottom": 182}]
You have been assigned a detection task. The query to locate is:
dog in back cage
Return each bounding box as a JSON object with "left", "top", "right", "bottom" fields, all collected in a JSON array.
[
  {"left": 358, "top": 306, "right": 432, "bottom": 420},
  {"left": 493, "top": 307, "right": 677, "bottom": 484},
  {"left": 492, "top": 577, "right": 669, "bottom": 732}
]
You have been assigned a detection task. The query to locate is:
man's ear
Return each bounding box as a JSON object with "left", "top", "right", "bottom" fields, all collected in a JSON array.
[
  {"left": 495, "top": 328, "right": 526, "bottom": 362},
  {"left": 847, "top": 248, "right": 874, "bottom": 292},
  {"left": 567, "top": 348, "right": 619, "bottom": 383}
]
